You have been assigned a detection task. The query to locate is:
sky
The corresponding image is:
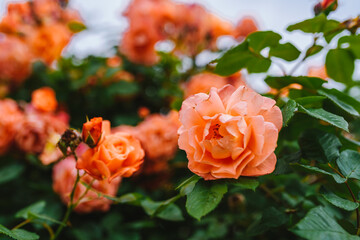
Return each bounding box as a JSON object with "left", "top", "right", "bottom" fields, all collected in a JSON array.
[{"left": 1, "top": 0, "right": 360, "bottom": 91}]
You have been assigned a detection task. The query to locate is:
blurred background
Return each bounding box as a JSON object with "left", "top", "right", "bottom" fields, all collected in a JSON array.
[{"left": 1, "top": 0, "right": 360, "bottom": 91}]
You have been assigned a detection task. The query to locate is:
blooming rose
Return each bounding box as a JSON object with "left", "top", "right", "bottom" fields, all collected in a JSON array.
[
  {"left": 31, "top": 87, "right": 58, "bottom": 112},
  {"left": 183, "top": 72, "right": 246, "bottom": 99},
  {"left": 114, "top": 111, "right": 180, "bottom": 174},
  {"left": 0, "top": 99, "right": 24, "bottom": 154},
  {"left": 82, "top": 117, "right": 103, "bottom": 148},
  {"left": 234, "top": 17, "right": 258, "bottom": 40},
  {"left": 77, "top": 131, "right": 145, "bottom": 182},
  {"left": 178, "top": 85, "right": 282, "bottom": 180},
  {"left": 53, "top": 157, "right": 121, "bottom": 213}
]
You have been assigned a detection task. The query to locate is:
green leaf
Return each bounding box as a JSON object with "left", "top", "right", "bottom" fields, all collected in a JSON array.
[
  {"left": 318, "top": 88, "right": 360, "bottom": 116},
  {"left": 287, "top": 14, "right": 327, "bottom": 33},
  {"left": 105, "top": 193, "right": 144, "bottom": 205},
  {"left": 273, "top": 151, "right": 301, "bottom": 175},
  {"left": 322, "top": 190, "right": 359, "bottom": 211},
  {"left": 214, "top": 41, "right": 271, "bottom": 76},
  {"left": 15, "top": 201, "right": 46, "bottom": 220},
  {"left": 0, "top": 164, "right": 25, "bottom": 185},
  {"left": 247, "top": 31, "right": 282, "bottom": 53},
  {"left": 27, "top": 212, "right": 65, "bottom": 226},
  {"left": 295, "top": 96, "right": 326, "bottom": 107},
  {"left": 291, "top": 206, "right": 360, "bottom": 240},
  {"left": 226, "top": 177, "right": 259, "bottom": 191},
  {"left": 0, "top": 224, "right": 39, "bottom": 240},
  {"left": 282, "top": 100, "right": 297, "bottom": 126},
  {"left": 295, "top": 164, "right": 345, "bottom": 183},
  {"left": 67, "top": 21, "right": 87, "bottom": 33},
  {"left": 265, "top": 76, "right": 325, "bottom": 90},
  {"left": 299, "top": 129, "right": 342, "bottom": 163},
  {"left": 337, "top": 150, "right": 360, "bottom": 181},
  {"left": 186, "top": 181, "right": 228, "bottom": 220},
  {"left": 306, "top": 45, "right": 324, "bottom": 57},
  {"left": 269, "top": 42, "right": 301, "bottom": 61},
  {"left": 298, "top": 105, "right": 349, "bottom": 132},
  {"left": 156, "top": 204, "right": 184, "bottom": 221},
  {"left": 325, "top": 49, "right": 355, "bottom": 84},
  {"left": 339, "top": 35, "right": 360, "bottom": 59},
  {"left": 176, "top": 175, "right": 201, "bottom": 196},
  {"left": 247, "top": 207, "right": 288, "bottom": 236}
]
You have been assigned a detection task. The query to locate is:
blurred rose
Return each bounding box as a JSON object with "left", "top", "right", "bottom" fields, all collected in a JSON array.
[
  {"left": 183, "top": 72, "right": 246, "bottom": 99},
  {"left": 106, "top": 56, "right": 122, "bottom": 68},
  {"left": 77, "top": 131, "right": 144, "bottom": 182},
  {"left": 27, "top": 23, "right": 72, "bottom": 65},
  {"left": 53, "top": 157, "right": 121, "bottom": 213},
  {"left": 0, "top": 2, "right": 34, "bottom": 35},
  {"left": 31, "top": 87, "right": 58, "bottom": 112},
  {"left": 307, "top": 66, "right": 328, "bottom": 80},
  {"left": 234, "top": 17, "right": 258, "bottom": 40},
  {"left": 0, "top": 99, "right": 24, "bottom": 154},
  {"left": 178, "top": 85, "right": 282, "bottom": 180},
  {"left": 0, "top": 36, "right": 32, "bottom": 86},
  {"left": 14, "top": 113, "right": 47, "bottom": 154},
  {"left": 39, "top": 132, "right": 62, "bottom": 165}
]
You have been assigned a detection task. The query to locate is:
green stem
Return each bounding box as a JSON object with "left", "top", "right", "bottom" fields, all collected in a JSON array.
[
  {"left": 51, "top": 152, "right": 81, "bottom": 240},
  {"left": 73, "top": 178, "right": 95, "bottom": 208},
  {"left": 12, "top": 219, "right": 31, "bottom": 230}
]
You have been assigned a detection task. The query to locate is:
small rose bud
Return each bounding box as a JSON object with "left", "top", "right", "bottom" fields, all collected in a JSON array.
[
  {"left": 82, "top": 117, "right": 103, "bottom": 148},
  {"left": 57, "top": 129, "right": 82, "bottom": 155}
]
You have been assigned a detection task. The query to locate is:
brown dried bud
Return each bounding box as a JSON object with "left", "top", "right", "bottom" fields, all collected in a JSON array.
[{"left": 57, "top": 128, "right": 82, "bottom": 156}]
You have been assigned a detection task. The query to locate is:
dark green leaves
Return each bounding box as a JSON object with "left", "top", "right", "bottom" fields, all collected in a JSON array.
[
  {"left": 214, "top": 41, "right": 271, "bottom": 76},
  {"left": 319, "top": 89, "right": 360, "bottom": 116},
  {"left": 322, "top": 190, "right": 359, "bottom": 211},
  {"left": 296, "top": 164, "right": 345, "bottom": 183},
  {"left": 265, "top": 76, "right": 325, "bottom": 90},
  {"left": 0, "top": 164, "right": 24, "bottom": 185},
  {"left": 215, "top": 31, "right": 301, "bottom": 75},
  {"left": 282, "top": 100, "right": 297, "bottom": 126},
  {"left": 226, "top": 177, "right": 259, "bottom": 191},
  {"left": 325, "top": 49, "right": 355, "bottom": 84},
  {"left": 298, "top": 105, "right": 349, "bottom": 132},
  {"left": 287, "top": 14, "right": 328, "bottom": 33},
  {"left": 269, "top": 42, "right": 301, "bottom": 61},
  {"left": 337, "top": 150, "right": 360, "bottom": 181},
  {"left": 185, "top": 181, "right": 228, "bottom": 220},
  {"left": 0, "top": 225, "right": 39, "bottom": 240},
  {"left": 292, "top": 206, "right": 360, "bottom": 240},
  {"left": 299, "top": 129, "right": 342, "bottom": 164},
  {"left": 247, "top": 207, "right": 288, "bottom": 236}
]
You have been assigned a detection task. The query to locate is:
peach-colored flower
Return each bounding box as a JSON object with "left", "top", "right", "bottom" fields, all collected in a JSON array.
[
  {"left": 106, "top": 56, "right": 122, "bottom": 68},
  {"left": 178, "top": 84, "right": 282, "bottom": 180},
  {"left": 31, "top": 87, "right": 58, "bottom": 112},
  {"left": 307, "top": 66, "right": 328, "bottom": 80},
  {"left": 82, "top": 117, "right": 103, "bottom": 147},
  {"left": 14, "top": 113, "right": 48, "bottom": 154},
  {"left": 268, "top": 83, "right": 303, "bottom": 98},
  {"left": 0, "top": 2, "right": 34, "bottom": 35},
  {"left": 53, "top": 157, "right": 121, "bottom": 213},
  {"left": 234, "top": 17, "right": 258, "bottom": 40},
  {"left": 27, "top": 23, "right": 72, "bottom": 65},
  {"left": 77, "top": 131, "right": 144, "bottom": 182},
  {"left": 183, "top": 72, "right": 246, "bottom": 99},
  {"left": 0, "top": 36, "right": 32, "bottom": 86},
  {"left": 0, "top": 99, "right": 24, "bottom": 154},
  {"left": 120, "top": 19, "right": 160, "bottom": 65},
  {"left": 121, "top": 111, "right": 180, "bottom": 174}
]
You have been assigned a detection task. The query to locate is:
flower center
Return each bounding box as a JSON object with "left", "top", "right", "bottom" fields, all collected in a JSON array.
[{"left": 207, "top": 123, "right": 223, "bottom": 140}]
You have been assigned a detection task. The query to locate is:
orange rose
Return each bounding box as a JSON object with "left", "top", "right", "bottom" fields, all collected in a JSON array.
[
  {"left": 178, "top": 85, "right": 282, "bottom": 180},
  {"left": 82, "top": 117, "right": 103, "bottom": 148},
  {"left": 0, "top": 99, "right": 24, "bottom": 154},
  {"left": 234, "top": 17, "right": 258, "bottom": 40},
  {"left": 31, "top": 87, "right": 58, "bottom": 112},
  {"left": 183, "top": 72, "right": 246, "bottom": 99},
  {"left": 53, "top": 157, "right": 121, "bottom": 213},
  {"left": 77, "top": 132, "right": 145, "bottom": 182},
  {"left": 307, "top": 66, "right": 328, "bottom": 80}
]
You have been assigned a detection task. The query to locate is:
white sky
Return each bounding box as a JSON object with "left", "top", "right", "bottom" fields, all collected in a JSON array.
[{"left": 1, "top": 0, "right": 360, "bottom": 91}]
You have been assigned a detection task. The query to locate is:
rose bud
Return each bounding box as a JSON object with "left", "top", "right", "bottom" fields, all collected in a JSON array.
[
  {"left": 82, "top": 117, "right": 103, "bottom": 148},
  {"left": 57, "top": 128, "right": 82, "bottom": 155}
]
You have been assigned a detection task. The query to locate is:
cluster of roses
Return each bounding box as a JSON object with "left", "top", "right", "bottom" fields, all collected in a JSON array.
[
  {"left": 120, "top": 0, "right": 258, "bottom": 65},
  {"left": 52, "top": 109, "right": 181, "bottom": 213},
  {"left": 0, "top": 87, "right": 68, "bottom": 164},
  {"left": 0, "top": 0, "right": 82, "bottom": 90}
]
